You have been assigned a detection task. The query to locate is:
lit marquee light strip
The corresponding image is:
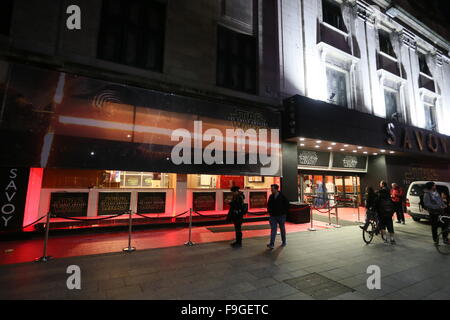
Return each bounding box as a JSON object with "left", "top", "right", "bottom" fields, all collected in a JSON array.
[{"left": 58, "top": 116, "right": 281, "bottom": 148}]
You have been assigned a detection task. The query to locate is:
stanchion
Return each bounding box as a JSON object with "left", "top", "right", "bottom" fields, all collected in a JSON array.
[
  {"left": 185, "top": 208, "right": 195, "bottom": 246},
  {"left": 35, "top": 212, "right": 52, "bottom": 262},
  {"left": 334, "top": 205, "right": 341, "bottom": 228},
  {"left": 308, "top": 205, "right": 316, "bottom": 231},
  {"left": 327, "top": 200, "right": 332, "bottom": 226},
  {"left": 123, "top": 210, "right": 136, "bottom": 253}
]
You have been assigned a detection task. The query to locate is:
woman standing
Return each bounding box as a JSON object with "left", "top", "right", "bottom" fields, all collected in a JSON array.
[
  {"left": 360, "top": 186, "right": 377, "bottom": 231},
  {"left": 227, "top": 186, "right": 245, "bottom": 248}
]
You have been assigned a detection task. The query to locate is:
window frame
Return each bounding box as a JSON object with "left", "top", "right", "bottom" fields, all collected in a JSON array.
[
  {"left": 97, "top": 0, "right": 166, "bottom": 72},
  {"left": 325, "top": 63, "right": 351, "bottom": 109},
  {"left": 216, "top": 24, "right": 258, "bottom": 94}
]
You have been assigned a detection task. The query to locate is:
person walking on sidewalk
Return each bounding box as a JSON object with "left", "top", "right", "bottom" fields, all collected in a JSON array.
[
  {"left": 360, "top": 186, "right": 378, "bottom": 231},
  {"left": 376, "top": 181, "right": 396, "bottom": 245},
  {"left": 226, "top": 186, "right": 246, "bottom": 248},
  {"left": 423, "top": 182, "right": 449, "bottom": 246},
  {"left": 391, "top": 183, "right": 406, "bottom": 224},
  {"left": 267, "top": 184, "right": 289, "bottom": 249}
]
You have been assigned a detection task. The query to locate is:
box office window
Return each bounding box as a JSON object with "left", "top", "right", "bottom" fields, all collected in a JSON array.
[
  {"left": 322, "top": 0, "right": 346, "bottom": 33},
  {"left": 0, "top": 0, "right": 13, "bottom": 36},
  {"left": 326, "top": 66, "right": 348, "bottom": 108},
  {"left": 97, "top": 0, "right": 166, "bottom": 71},
  {"left": 217, "top": 25, "right": 257, "bottom": 94}
]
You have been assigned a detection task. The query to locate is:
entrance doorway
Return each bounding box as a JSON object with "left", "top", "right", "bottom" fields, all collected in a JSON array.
[{"left": 299, "top": 174, "right": 361, "bottom": 207}]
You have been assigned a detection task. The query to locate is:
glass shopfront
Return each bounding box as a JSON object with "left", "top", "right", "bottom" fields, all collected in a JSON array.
[
  {"left": 28, "top": 168, "right": 278, "bottom": 230},
  {"left": 300, "top": 173, "right": 361, "bottom": 207}
]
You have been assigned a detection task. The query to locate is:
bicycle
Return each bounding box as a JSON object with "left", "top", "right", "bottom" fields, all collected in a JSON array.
[
  {"left": 362, "top": 217, "right": 387, "bottom": 244},
  {"left": 435, "top": 215, "right": 450, "bottom": 255}
]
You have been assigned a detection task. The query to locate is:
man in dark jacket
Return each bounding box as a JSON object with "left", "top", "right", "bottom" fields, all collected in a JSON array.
[
  {"left": 376, "top": 181, "right": 396, "bottom": 245},
  {"left": 267, "top": 184, "right": 289, "bottom": 249},
  {"left": 423, "top": 182, "right": 449, "bottom": 246}
]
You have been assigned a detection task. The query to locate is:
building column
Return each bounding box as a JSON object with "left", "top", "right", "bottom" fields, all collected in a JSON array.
[{"left": 281, "top": 141, "right": 299, "bottom": 202}]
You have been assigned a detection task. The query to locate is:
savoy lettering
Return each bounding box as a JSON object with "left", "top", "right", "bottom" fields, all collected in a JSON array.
[
  {"left": 385, "top": 122, "right": 448, "bottom": 154},
  {"left": 1, "top": 169, "right": 18, "bottom": 228}
]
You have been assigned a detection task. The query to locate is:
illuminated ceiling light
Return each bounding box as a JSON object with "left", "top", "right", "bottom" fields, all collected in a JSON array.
[
  {"left": 352, "top": 150, "right": 357, "bottom": 153},
  {"left": 327, "top": 147, "right": 332, "bottom": 150},
  {"left": 331, "top": 142, "right": 337, "bottom": 145},
  {"left": 315, "top": 145, "right": 320, "bottom": 148},
  {"left": 127, "top": 134, "right": 132, "bottom": 138},
  {"left": 340, "top": 148, "right": 345, "bottom": 151},
  {"left": 373, "top": 153, "right": 378, "bottom": 155},
  {"left": 90, "top": 152, "right": 95, "bottom": 156},
  {"left": 316, "top": 140, "right": 322, "bottom": 143},
  {"left": 299, "top": 137, "right": 305, "bottom": 141},
  {"left": 380, "top": 149, "right": 386, "bottom": 153},
  {"left": 357, "top": 146, "right": 362, "bottom": 149},
  {"left": 363, "top": 151, "right": 368, "bottom": 154},
  {"left": 389, "top": 151, "right": 395, "bottom": 154},
  {"left": 300, "top": 143, "right": 305, "bottom": 146},
  {"left": 344, "top": 144, "right": 349, "bottom": 147}
]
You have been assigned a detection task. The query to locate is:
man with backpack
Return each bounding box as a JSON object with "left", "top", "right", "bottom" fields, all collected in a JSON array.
[
  {"left": 423, "top": 182, "right": 449, "bottom": 246},
  {"left": 376, "top": 181, "right": 396, "bottom": 245}
]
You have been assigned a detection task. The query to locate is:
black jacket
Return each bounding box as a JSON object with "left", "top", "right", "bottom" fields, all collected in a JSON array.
[
  {"left": 267, "top": 192, "right": 289, "bottom": 216},
  {"left": 365, "top": 192, "right": 377, "bottom": 211},
  {"left": 228, "top": 193, "right": 245, "bottom": 220},
  {"left": 376, "top": 187, "right": 394, "bottom": 217}
]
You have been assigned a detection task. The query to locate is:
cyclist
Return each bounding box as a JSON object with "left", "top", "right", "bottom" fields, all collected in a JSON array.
[
  {"left": 360, "top": 186, "right": 378, "bottom": 231},
  {"left": 423, "top": 182, "right": 449, "bottom": 246},
  {"left": 376, "top": 181, "right": 396, "bottom": 245}
]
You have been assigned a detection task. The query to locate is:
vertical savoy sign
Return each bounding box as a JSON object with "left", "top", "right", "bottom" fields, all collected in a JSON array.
[{"left": 0, "top": 168, "right": 30, "bottom": 232}]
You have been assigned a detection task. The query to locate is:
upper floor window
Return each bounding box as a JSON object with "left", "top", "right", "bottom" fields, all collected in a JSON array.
[
  {"left": 97, "top": 0, "right": 166, "bottom": 71},
  {"left": 418, "top": 53, "right": 432, "bottom": 76},
  {"left": 0, "top": 0, "right": 13, "bottom": 36},
  {"left": 379, "top": 30, "right": 396, "bottom": 58},
  {"left": 326, "top": 66, "right": 348, "bottom": 108},
  {"left": 384, "top": 89, "right": 400, "bottom": 122},
  {"left": 216, "top": 25, "right": 257, "bottom": 94},
  {"left": 424, "top": 102, "right": 437, "bottom": 131},
  {"left": 322, "top": 0, "right": 346, "bottom": 33}
]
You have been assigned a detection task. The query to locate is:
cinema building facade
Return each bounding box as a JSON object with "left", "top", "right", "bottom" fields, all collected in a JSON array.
[
  {"left": 1, "top": 0, "right": 450, "bottom": 234},
  {"left": 277, "top": 0, "right": 450, "bottom": 206}
]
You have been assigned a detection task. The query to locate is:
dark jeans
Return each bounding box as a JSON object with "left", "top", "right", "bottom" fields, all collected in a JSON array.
[
  {"left": 393, "top": 202, "right": 405, "bottom": 222},
  {"left": 269, "top": 215, "right": 286, "bottom": 246},
  {"left": 429, "top": 213, "right": 449, "bottom": 242},
  {"left": 379, "top": 214, "right": 394, "bottom": 233},
  {"left": 232, "top": 217, "right": 243, "bottom": 244}
]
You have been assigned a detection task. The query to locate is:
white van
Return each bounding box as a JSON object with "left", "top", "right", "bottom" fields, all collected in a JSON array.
[{"left": 406, "top": 181, "right": 450, "bottom": 221}]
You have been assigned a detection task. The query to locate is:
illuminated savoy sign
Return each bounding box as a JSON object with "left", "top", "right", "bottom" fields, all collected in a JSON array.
[{"left": 385, "top": 122, "right": 448, "bottom": 154}]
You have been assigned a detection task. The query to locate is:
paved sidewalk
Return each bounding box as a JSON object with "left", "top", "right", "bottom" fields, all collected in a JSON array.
[{"left": 0, "top": 220, "right": 449, "bottom": 300}]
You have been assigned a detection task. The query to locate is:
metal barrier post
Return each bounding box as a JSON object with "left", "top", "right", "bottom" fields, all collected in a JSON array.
[
  {"left": 327, "top": 200, "right": 332, "bottom": 226},
  {"left": 308, "top": 205, "right": 316, "bottom": 231},
  {"left": 185, "top": 208, "right": 195, "bottom": 246},
  {"left": 123, "top": 210, "right": 136, "bottom": 252},
  {"left": 334, "top": 204, "right": 341, "bottom": 228},
  {"left": 35, "top": 212, "right": 52, "bottom": 262}
]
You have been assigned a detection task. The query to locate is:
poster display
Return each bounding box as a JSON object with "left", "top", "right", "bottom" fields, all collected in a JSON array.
[
  {"left": 249, "top": 192, "right": 267, "bottom": 209},
  {"left": 50, "top": 192, "right": 89, "bottom": 217},
  {"left": 98, "top": 192, "right": 131, "bottom": 215},
  {"left": 193, "top": 192, "right": 216, "bottom": 211},
  {"left": 137, "top": 192, "right": 166, "bottom": 214}
]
